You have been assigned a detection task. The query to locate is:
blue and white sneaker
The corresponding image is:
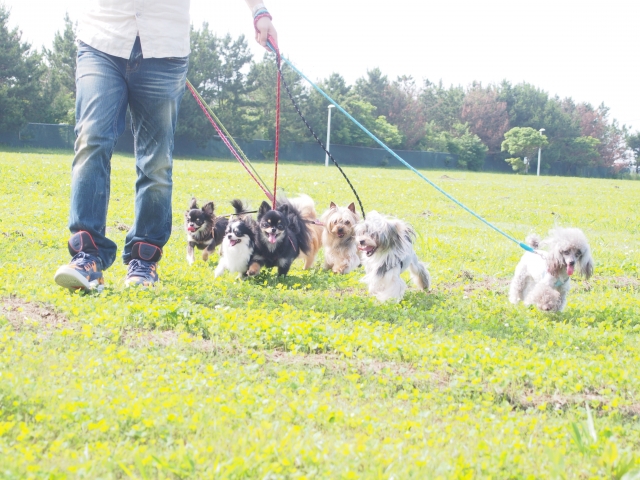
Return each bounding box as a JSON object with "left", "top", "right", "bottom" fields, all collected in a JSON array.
[
  {"left": 54, "top": 231, "right": 104, "bottom": 292},
  {"left": 125, "top": 242, "right": 162, "bottom": 287}
]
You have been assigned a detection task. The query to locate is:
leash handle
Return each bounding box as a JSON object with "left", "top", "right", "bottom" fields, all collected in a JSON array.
[{"left": 266, "top": 35, "right": 279, "bottom": 53}]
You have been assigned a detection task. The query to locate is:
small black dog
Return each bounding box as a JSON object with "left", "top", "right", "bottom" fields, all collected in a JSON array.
[
  {"left": 214, "top": 199, "right": 256, "bottom": 278},
  {"left": 247, "top": 197, "right": 312, "bottom": 277},
  {"left": 185, "top": 197, "right": 228, "bottom": 265}
]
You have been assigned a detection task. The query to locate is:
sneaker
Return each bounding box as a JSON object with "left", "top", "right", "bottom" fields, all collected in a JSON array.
[
  {"left": 124, "top": 242, "right": 162, "bottom": 287},
  {"left": 54, "top": 231, "right": 105, "bottom": 292},
  {"left": 125, "top": 259, "right": 159, "bottom": 287}
]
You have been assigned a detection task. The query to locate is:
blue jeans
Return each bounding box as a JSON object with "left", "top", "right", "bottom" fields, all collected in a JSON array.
[{"left": 69, "top": 37, "right": 188, "bottom": 269}]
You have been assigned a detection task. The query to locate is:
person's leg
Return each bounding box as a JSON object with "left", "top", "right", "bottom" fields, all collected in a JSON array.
[
  {"left": 55, "top": 41, "right": 129, "bottom": 290},
  {"left": 121, "top": 39, "right": 188, "bottom": 283}
]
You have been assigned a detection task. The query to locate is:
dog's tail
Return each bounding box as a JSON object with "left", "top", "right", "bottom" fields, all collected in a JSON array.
[
  {"left": 230, "top": 199, "right": 249, "bottom": 217},
  {"left": 525, "top": 234, "right": 541, "bottom": 249},
  {"left": 409, "top": 261, "right": 431, "bottom": 291},
  {"left": 287, "top": 194, "right": 317, "bottom": 221},
  {"left": 280, "top": 195, "right": 314, "bottom": 255}
]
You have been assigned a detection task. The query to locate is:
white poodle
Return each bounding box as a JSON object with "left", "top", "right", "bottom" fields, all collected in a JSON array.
[
  {"left": 508, "top": 228, "right": 594, "bottom": 312},
  {"left": 355, "top": 211, "right": 431, "bottom": 302}
]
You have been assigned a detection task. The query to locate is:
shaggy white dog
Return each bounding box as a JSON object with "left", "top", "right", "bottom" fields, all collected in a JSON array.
[
  {"left": 509, "top": 228, "right": 594, "bottom": 312},
  {"left": 355, "top": 211, "right": 430, "bottom": 302}
]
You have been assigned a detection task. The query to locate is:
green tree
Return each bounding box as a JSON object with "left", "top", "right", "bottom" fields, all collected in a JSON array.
[
  {"left": 246, "top": 55, "right": 310, "bottom": 144},
  {"left": 447, "top": 125, "right": 488, "bottom": 171},
  {"left": 565, "top": 136, "right": 601, "bottom": 167},
  {"left": 43, "top": 13, "right": 77, "bottom": 124},
  {"left": 419, "top": 80, "right": 465, "bottom": 133},
  {"left": 177, "top": 26, "right": 255, "bottom": 145},
  {"left": 353, "top": 67, "right": 390, "bottom": 118},
  {"left": 497, "top": 82, "right": 609, "bottom": 167},
  {"left": 501, "top": 127, "right": 549, "bottom": 172},
  {"left": 0, "top": 5, "right": 46, "bottom": 132},
  {"left": 627, "top": 131, "right": 640, "bottom": 161},
  {"left": 305, "top": 73, "right": 402, "bottom": 148},
  {"left": 213, "top": 33, "right": 255, "bottom": 137},
  {"left": 176, "top": 23, "right": 221, "bottom": 145},
  {"left": 384, "top": 76, "right": 426, "bottom": 149},
  {"left": 626, "top": 131, "right": 640, "bottom": 172}
]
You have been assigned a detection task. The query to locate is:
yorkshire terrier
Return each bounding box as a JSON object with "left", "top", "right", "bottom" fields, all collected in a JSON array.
[
  {"left": 320, "top": 201, "right": 361, "bottom": 274},
  {"left": 246, "top": 195, "right": 315, "bottom": 277},
  {"left": 184, "top": 197, "right": 228, "bottom": 265},
  {"left": 355, "top": 211, "right": 431, "bottom": 302},
  {"left": 214, "top": 200, "right": 256, "bottom": 279}
]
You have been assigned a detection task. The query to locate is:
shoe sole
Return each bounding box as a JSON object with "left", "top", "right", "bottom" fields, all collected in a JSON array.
[
  {"left": 54, "top": 267, "right": 102, "bottom": 292},
  {"left": 124, "top": 278, "right": 158, "bottom": 288}
]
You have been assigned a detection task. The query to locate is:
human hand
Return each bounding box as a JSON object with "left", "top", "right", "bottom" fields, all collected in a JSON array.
[{"left": 254, "top": 15, "right": 278, "bottom": 50}]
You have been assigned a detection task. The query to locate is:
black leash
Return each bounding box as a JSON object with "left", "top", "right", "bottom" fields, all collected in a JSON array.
[
  {"left": 276, "top": 63, "right": 366, "bottom": 220},
  {"left": 218, "top": 210, "right": 258, "bottom": 218}
]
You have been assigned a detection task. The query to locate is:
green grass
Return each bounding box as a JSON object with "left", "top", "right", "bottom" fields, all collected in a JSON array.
[{"left": 1, "top": 149, "right": 639, "bottom": 478}]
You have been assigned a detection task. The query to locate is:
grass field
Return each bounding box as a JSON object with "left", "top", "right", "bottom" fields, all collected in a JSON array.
[{"left": 1, "top": 149, "right": 639, "bottom": 478}]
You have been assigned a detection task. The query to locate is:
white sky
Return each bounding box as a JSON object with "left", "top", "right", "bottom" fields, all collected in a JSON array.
[{"left": 3, "top": 0, "right": 639, "bottom": 131}]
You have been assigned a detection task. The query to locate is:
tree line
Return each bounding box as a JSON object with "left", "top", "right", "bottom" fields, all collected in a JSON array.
[{"left": 1, "top": 7, "right": 638, "bottom": 171}]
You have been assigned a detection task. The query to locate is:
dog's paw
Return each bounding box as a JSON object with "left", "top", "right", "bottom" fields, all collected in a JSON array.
[
  {"left": 332, "top": 265, "right": 346, "bottom": 274},
  {"left": 246, "top": 262, "right": 261, "bottom": 277}
]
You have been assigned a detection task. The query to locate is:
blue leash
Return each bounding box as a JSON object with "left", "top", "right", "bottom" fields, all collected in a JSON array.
[{"left": 267, "top": 42, "right": 534, "bottom": 253}]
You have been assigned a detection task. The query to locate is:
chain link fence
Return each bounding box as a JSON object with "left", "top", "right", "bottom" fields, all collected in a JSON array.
[{"left": 1, "top": 123, "right": 625, "bottom": 179}]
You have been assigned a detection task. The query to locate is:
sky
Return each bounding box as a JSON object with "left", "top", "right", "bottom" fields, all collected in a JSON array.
[{"left": 3, "top": 0, "right": 639, "bottom": 132}]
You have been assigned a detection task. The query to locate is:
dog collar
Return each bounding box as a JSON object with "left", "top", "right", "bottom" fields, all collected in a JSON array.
[{"left": 545, "top": 272, "right": 569, "bottom": 288}]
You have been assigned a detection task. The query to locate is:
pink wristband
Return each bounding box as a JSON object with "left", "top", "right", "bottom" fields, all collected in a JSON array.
[{"left": 253, "top": 12, "right": 273, "bottom": 32}]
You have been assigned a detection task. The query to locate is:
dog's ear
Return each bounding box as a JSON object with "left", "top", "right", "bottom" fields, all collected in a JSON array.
[
  {"left": 580, "top": 250, "right": 594, "bottom": 279},
  {"left": 258, "top": 201, "right": 271, "bottom": 217},
  {"left": 279, "top": 203, "right": 290, "bottom": 217},
  {"left": 330, "top": 202, "right": 337, "bottom": 210},
  {"left": 202, "top": 202, "right": 214, "bottom": 216},
  {"left": 547, "top": 247, "right": 565, "bottom": 277},
  {"left": 347, "top": 202, "right": 356, "bottom": 214},
  {"left": 189, "top": 197, "right": 198, "bottom": 210}
]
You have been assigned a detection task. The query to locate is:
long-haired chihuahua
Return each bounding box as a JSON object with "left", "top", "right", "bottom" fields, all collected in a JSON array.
[{"left": 246, "top": 196, "right": 313, "bottom": 277}]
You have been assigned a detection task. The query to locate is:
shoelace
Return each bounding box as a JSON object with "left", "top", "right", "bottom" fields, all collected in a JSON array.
[
  {"left": 71, "top": 251, "right": 98, "bottom": 270},
  {"left": 127, "top": 259, "right": 155, "bottom": 278}
]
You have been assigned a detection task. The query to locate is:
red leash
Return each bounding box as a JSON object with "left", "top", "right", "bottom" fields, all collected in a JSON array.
[
  {"left": 186, "top": 81, "right": 273, "bottom": 202},
  {"left": 186, "top": 38, "right": 282, "bottom": 209}
]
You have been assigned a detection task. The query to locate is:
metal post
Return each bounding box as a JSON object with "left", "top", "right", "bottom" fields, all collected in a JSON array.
[
  {"left": 537, "top": 128, "right": 545, "bottom": 176},
  {"left": 325, "top": 105, "right": 335, "bottom": 167}
]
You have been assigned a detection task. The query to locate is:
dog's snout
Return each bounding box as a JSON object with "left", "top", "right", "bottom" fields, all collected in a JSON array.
[
  {"left": 569, "top": 260, "right": 575, "bottom": 266},
  {"left": 359, "top": 239, "right": 365, "bottom": 245}
]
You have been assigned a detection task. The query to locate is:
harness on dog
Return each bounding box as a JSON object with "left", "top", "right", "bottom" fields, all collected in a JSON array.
[{"left": 305, "top": 219, "right": 325, "bottom": 226}]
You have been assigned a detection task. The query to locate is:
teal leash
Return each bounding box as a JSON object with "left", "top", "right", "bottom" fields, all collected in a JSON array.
[{"left": 267, "top": 42, "right": 533, "bottom": 253}]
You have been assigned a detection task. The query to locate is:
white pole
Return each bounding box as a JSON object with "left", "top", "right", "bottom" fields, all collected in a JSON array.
[
  {"left": 325, "top": 105, "right": 335, "bottom": 167},
  {"left": 537, "top": 128, "right": 545, "bottom": 176}
]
